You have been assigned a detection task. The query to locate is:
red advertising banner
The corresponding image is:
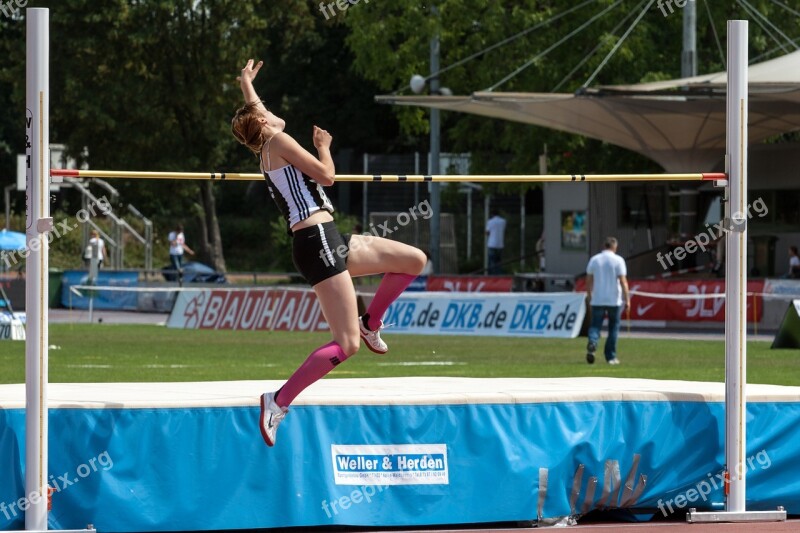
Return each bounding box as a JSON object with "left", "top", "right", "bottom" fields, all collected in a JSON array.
[
  {"left": 576, "top": 279, "right": 765, "bottom": 322},
  {"left": 662, "top": 280, "right": 764, "bottom": 322},
  {"left": 426, "top": 276, "right": 514, "bottom": 293},
  {"left": 627, "top": 280, "right": 670, "bottom": 321}
]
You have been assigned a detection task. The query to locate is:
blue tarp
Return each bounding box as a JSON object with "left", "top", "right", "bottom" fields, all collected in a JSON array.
[
  {"left": 161, "top": 262, "right": 226, "bottom": 283},
  {"left": 60, "top": 270, "right": 139, "bottom": 310},
  {"left": 0, "top": 231, "right": 26, "bottom": 251},
  {"left": 0, "top": 398, "right": 798, "bottom": 531}
]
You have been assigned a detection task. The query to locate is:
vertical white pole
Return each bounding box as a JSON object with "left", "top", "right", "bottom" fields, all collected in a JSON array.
[
  {"left": 429, "top": 10, "right": 442, "bottom": 273},
  {"left": 25, "top": 7, "right": 50, "bottom": 531},
  {"left": 725, "top": 19, "right": 748, "bottom": 514}
]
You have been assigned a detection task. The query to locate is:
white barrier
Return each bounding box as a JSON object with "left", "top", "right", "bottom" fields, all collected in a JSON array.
[
  {"left": 383, "top": 292, "right": 586, "bottom": 338},
  {"left": 0, "top": 313, "right": 26, "bottom": 341},
  {"left": 166, "top": 288, "right": 586, "bottom": 339},
  {"left": 167, "top": 287, "right": 328, "bottom": 332}
]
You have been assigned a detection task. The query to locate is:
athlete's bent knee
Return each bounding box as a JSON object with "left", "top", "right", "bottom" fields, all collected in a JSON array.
[
  {"left": 339, "top": 337, "right": 360, "bottom": 358},
  {"left": 410, "top": 248, "right": 426, "bottom": 275}
]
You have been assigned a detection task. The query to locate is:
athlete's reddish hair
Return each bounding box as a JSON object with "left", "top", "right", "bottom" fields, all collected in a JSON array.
[{"left": 231, "top": 102, "right": 270, "bottom": 156}]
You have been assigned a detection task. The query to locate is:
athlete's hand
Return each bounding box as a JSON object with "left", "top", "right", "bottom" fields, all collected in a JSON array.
[
  {"left": 313, "top": 126, "right": 332, "bottom": 150},
  {"left": 237, "top": 59, "right": 263, "bottom": 85}
]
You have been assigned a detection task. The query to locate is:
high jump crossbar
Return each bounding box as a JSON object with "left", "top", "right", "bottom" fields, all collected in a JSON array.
[
  {"left": 50, "top": 169, "right": 725, "bottom": 183},
  {"left": 25, "top": 10, "right": 785, "bottom": 531}
]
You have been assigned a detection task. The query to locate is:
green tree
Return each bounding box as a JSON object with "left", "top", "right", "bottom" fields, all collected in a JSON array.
[
  {"left": 341, "top": 0, "right": 793, "bottom": 193},
  {"left": 0, "top": 0, "right": 313, "bottom": 270},
  {"left": 0, "top": 10, "right": 26, "bottom": 209},
  {"left": 46, "top": 0, "right": 296, "bottom": 272},
  {"left": 209, "top": 0, "right": 415, "bottom": 270},
  {"left": 1, "top": 1, "right": 794, "bottom": 271},
  {"left": 0, "top": 1, "right": 412, "bottom": 271}
]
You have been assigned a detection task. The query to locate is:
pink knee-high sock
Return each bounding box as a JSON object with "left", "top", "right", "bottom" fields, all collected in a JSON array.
[
  {"left": 365, "top": 273, "right": 417, "bottom": 330},
  {"left": 275, "top": 341, "right": 348, "bottom": 408}
]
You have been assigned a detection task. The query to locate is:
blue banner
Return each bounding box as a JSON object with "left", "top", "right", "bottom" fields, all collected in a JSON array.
[
  {"left": 1, "top": 391, "right": 798, "bottom": 531},
  {"left": 60, "top": 270, "right": 139, "bottom": 310}
]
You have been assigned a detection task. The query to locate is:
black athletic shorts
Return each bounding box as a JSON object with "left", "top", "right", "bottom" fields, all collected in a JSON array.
[{"left": 291, "top": 221, "right": 352, "bottom": 287}]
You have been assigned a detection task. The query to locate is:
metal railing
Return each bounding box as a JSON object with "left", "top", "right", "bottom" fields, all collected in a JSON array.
[{"left": 61, "top": 178, "right": 153, "bottom": 270}]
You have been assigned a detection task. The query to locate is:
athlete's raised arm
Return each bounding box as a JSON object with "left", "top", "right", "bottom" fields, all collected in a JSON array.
[
  {"left": 270, "top": 126, "right": 335, "bottom": 186},
  {"left": 237, "top": 59, "right": 267, "bottom": 113},
  {"left": 237, "top": 59, "right": 285, "bottom": 130}
]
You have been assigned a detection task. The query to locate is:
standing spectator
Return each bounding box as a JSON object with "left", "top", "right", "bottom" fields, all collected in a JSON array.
[
  {"left": 585, "top": 237, "right": 630, "bottom": 365},
  {"left": 535, "top": 231, "right": 546, "bottom": 272},
  {"left": 787, "top": 245, "right": 800, "bottom": 279},
  {"left": 485, "top": 210, "right": 506, "bottom": 275},
  {"left": 168, "top": 223, "right": 194, "bottom": 273},
  {"left": 707, "top": 235, "right": 725, "bottom": 277},
  {"left": 83, "top": 229, "right": 106, "bottom": 269}
]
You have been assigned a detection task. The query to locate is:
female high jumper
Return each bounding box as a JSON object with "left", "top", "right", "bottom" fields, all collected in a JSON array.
[{"left": 231, "top": 60, "right": 426, "bottom": 447}]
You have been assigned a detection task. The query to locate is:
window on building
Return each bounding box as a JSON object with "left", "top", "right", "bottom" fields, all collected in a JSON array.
[
  {"left": 750, "top": 190, "right": 800, "bottom": 231},
  {"left": 619, "top": 185, "right": 666, "bottom": 227}
]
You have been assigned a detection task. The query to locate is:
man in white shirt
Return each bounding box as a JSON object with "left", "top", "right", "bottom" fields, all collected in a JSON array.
[
  {"left": 168, "top": 223, "right": 195, "bottom": 274},
  {"left": 585, "top": 237, "right": 630, "bottom": 365},
  {"left": 485, "top": 211, "right": 506, "bottom": 275}
]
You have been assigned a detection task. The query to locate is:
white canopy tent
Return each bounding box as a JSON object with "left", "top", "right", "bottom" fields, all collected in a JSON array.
[{"left": 376, "top": 51, "right": 800, "bottom": 173}]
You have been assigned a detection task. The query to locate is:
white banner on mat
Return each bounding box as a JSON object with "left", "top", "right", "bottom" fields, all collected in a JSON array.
[{"left": 331, "top": 444, "right": 449, "bottom": 486}]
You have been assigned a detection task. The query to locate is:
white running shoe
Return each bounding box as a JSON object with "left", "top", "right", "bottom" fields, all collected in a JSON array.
[
  {"left": 359, "top": 315, "right": 388, "bottom": 354},
  {"left": 259, "top": 392, "right": 288, "bottom": 447},
  {"left": 608, "top": 358, "right": 621, "bottom": 365}
]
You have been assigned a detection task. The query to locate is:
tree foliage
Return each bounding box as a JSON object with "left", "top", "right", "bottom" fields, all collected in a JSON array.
[
  {"left": 342, "top": 0, "right": 796, "bottom": 192},
  {"left": 45, "top": 0, "right": 289, "bottom": 271},
  {"left": 1, "top": 1, "right": 310, "bottom": 270},
  {"left": 0, "top": 0, "right": 410, "bottom": 271},
  {"left": 0, "top": 1, "right": 797, "bottom": 270}
]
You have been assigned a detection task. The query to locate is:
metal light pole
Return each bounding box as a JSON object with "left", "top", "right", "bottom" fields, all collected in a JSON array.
[
  {"left": 682, "top": 0, "right": 697, "bottom": 78},
  {"left": 678, "top": 0, "right": 698, "bottom": 243},
  {"left": 429, "top": 5, "right": 442, "bottom": 273}
]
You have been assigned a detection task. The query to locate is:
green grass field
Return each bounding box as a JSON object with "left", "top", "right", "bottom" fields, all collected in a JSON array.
[{"left": 0, "top": 324, "right": 798, "bottom": 386}]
